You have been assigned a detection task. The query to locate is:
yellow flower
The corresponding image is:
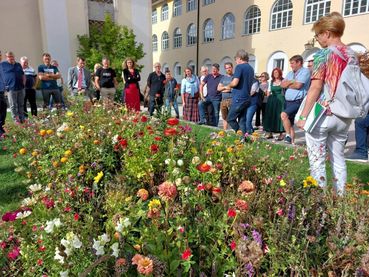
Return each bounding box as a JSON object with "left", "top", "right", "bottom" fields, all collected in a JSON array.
[
  {"left": 218, "top": 130, "right": 225, "bottom": 137},
  {"left": 226, "top": 147, "right": 233, "bottom": 153},
  {"left": 148, "top": 199, "right": 161, "bottom": 210},
  {"left": 19, "top": 148, "right": 27, "bottom": 155},
  {"left": 236, "top": 130, "right": 243, "bottom": 136},
  {"left": 94, "top": 171, "right": 104, "bottom": 183},
  {"left": 279, "top": 179, "right": 286, "bottom": 187},
  {"left": 60, "top": 157, "right": 68, "bottom": 163},
  {"left": 46, "top": 129, "right": 54, "bottom": 135},
  {"left": 66, "top": 111, "right": 74, "bottom": 117},
  {"left": 64, "top": 150, "right": 72, "bottom": 157},
  {"left": 303, "top": 176, "right": 318, "bottom": 188},
  {"left": 39, "top": 129, "right": 47, "bottom": 137},
  {"left": 206, "top": 149, "right": 214, "bottom": 155}
]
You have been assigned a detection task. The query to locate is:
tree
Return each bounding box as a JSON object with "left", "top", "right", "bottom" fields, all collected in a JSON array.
[{"left": 77, "top": 15, "right": 145, "bottom": 80}]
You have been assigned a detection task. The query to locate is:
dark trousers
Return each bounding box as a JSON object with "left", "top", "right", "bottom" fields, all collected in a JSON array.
[
  {"left": 0, "top": 92, "right": 7, "bottom": 133},
  {"left": 255, "top": 103, "right": 266, "bottom": 127},
  {"left": 227, "top": 100, "right": 250, "bottom": 134},
  {"left": 149, "top": 95, "right": 163, "bottom": 116},
  {"left": 24, "top": 88, "right": 37, "bottom": 117}
]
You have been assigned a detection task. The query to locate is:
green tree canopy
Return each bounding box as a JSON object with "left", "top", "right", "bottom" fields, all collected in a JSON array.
[{"left": 77, "top": 15, "right": 145, "bottom": 81}]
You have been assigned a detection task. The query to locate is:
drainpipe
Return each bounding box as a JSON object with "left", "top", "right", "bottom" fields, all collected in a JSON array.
[{"left": 196, "top": 0, "right": 200, "bottom": 76}]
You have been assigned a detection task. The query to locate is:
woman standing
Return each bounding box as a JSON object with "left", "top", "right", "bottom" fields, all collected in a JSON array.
[
  {"left": 93, "top": 63, "right": 102, "bottom": 101},
  {"left": 122, "top": 58, "right": 141, "bottom": 111},
  {"left": 296, "top": 12, "right": 355, "bottom": 195},
  {"left": 263, "top": 68, "right": 285, "bottom": 140},
  {"left": 181, "top": 67, "right": 200, "bottom": 122},
  {"left": 255, "top": 72, "right": 269, "bottom": 129}
]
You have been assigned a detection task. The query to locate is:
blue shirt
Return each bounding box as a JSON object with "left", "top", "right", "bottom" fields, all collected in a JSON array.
[
  {"left": 231, "top": 63, "right": 254, "bottom": 103},
  {"left": 219, "top": 75, "right": 232, "bottom": 100},
  {"left": 0, "top": 63, "right": 5, "bottom": 92},
  {"left": 38, "top": 64, "right": 59, "bottom": 90},
  {"left": 203, "top": 74, "right": 222, "bottom": 101},
  {"left": 181, "top": 75, "right": 199, "bottom": 97},
  {"left": 1, "top": 61, "right": 24, "bottom": 91},
  {"left": 284, "top": 67, "right": 311, "bottom": 101}
]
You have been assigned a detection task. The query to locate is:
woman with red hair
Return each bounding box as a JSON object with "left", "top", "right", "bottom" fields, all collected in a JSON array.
[{"left": 263, "top": 67, "right": 285, "bottom": 140}]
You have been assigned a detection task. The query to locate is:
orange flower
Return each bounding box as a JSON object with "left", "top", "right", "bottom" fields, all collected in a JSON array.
[
  {"left": 131, "top": 254, "right": 143, "bottom": 265},
  {"left": 238, "top": 180, "right": 255, "bottom": 194},
  {"left": 39, "top": 130, "right": 46, "bottom": 137},
  {"left": 197, "top": 163, "right": 211, "bottom": 173},
  {"left": 164, "top": 128, "right": 177, "bottom": 136},
  {"left": 19, "top": 148, "right": 27, "bottom": 155},
  {"left": 137, "top": 257, "right": 153, "bottom": 275},
  {"left": 137, "top": 189, "right": 149, "bottom": 201},
  {"left": 158, "top": 181, "right": 177, "bottom": 201}
]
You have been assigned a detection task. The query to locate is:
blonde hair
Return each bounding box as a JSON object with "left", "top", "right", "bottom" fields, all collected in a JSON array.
[
  {"left": 94, "top": 63, "right": 102, "bottom": 72},
  {"left": 312, "top": 12, "right": 345, "bottom": 38}
]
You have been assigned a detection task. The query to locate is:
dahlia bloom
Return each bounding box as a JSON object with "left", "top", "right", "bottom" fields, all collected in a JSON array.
[{"left": 137, "top": 257, "right": 154, "bottom": 275}]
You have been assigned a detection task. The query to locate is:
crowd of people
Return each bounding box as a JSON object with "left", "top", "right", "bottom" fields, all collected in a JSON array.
[{"left": 0, "top": 12, "right": 368, "bottom": 195}]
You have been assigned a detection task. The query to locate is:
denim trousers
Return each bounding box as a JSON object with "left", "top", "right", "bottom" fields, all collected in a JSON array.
[
  {"left": 210, "top": 99, "right": 221, "bottom": 127},
  {"left": 305, "top": 114, "right": 352, "bottom": 195},
  {"left": 8, "top": 89, "right": 25, "bottom": 122},
  {"left": 165, "top": 98, "right": 179, "bottom": 117},
  {"left": 245, "top": 104, "right": 257, "bottom": 134},
  {"left": 353, "top": 114, "right": 369, "bottom": 157},
  {"left": 227, "top": 100, "right": 249, "bottom": 134},
  {"left": 198, "top": 98, "right": 215, "bottom": 125}
]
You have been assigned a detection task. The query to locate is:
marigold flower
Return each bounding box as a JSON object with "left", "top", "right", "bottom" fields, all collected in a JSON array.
[
  {"left": 137, "top": 189, "right": 149, "bottom": 201},
  {"left": 39, "top": 129, "right": 47, "bottom": 136},
  {"left": 181, "top": 248, "right": 192, "bottom": 260},
  {"left": 158, "top": 181, "right": 177, "bottom": 201},
  {"left": 238, "top": 180, "right": 255, "bottom": 194},
  {"left": 167, "top": 117, "right": 179, "bottom": 126},
  {"left": 303, "top": 176, "right": 318, "bottom": 188},
  {"left": 46, "top": 129, "right": 54, "bottom": 135},
  {"left": 148, "top": 199, "right": 161, "bottom": 210},
  {"left": 19, "top": 148, "right": 27, "bottom": 155},
  {"left": 227, "top": 208, "right": 237, "bottom": 218},
  {"left": 64, "top": 150, "right": 72, "bottom": 157},
  {"left": 137, "top": 257, "right": 154, "bottom": 275},
  {"left": 60, "top": 157, "right": 68, "bottom": 163}
]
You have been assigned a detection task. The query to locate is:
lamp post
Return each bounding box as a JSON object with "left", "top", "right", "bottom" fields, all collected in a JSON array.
[{"left": 196, "top": 0, "right": 200, "bottom": 76}]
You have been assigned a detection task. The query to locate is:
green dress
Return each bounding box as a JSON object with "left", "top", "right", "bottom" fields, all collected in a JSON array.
[{"left": 263, "top": 83, "right": 285, "bottom": 133}]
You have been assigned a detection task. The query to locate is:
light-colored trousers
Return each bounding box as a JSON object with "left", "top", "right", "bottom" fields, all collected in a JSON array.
[
  {"left": 8, "top": 89, "right": 25, "bottom": 122},
  {"left": 100, "top": 87, "right": 116, "bottom": 101},
  {"left": 305, "top": 114, "right": 352, "bottom": 195}
]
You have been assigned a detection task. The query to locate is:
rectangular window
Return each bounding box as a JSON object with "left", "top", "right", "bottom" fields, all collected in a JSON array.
[
  {"left": 187, "top": 0, "right": 197, "bottom": 12},
  {"left": 152, "top": 10, "right": 157, "bottom": 24},
  {"left": 173, "top": 2, "right": 182, "bottom": 16},
  {"left": 274, "top": 59, "right": 284, "bottom": 71},
  {"left": 203, "top": 0, "right": 215, "bottom": 5},
  {"left": 175, "top": 66, "right": 182, "bottom": 76}
]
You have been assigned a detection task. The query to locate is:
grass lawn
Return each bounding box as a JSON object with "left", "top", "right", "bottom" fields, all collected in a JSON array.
[{"left": 0, "top": 122, "right": 368, "bottom": 214}]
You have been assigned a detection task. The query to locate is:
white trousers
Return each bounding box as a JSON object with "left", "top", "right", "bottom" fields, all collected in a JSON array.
[{"left": 305, "top": 114, "right": 352, "bottom": 195}]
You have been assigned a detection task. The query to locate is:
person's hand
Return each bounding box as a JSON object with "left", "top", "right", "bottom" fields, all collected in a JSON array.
[{"left": 296, "top": 119, "right": 306, "bottom": 130}]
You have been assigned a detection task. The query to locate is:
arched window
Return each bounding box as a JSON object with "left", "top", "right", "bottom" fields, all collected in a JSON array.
[
  {"left": 173, "top": 0, "right": 182, "bottom": 17},
  {"left": 161, "top": 4, "right": 169, "bottom": 21},
  {"left": 270, "top": 0, "right": 293, "bottom": 30},
  {"left": 187, "top": 60, "right": 196, "bottom": 74},
  {"left": 267, "top": 51, "right": 289, "bottom": 76},
  {"left": 152, "top": 35, "right": 158, "bottom": 52},
  {"left": 244, "top": 5, "right": 261, "bottom": 35},
  {"left": 343, "top": 0, "right": 369, "bottom": 16},
  {"left": 162, "top": 63, "right": 169, "bottom": 73},
  {"left": 187, "top": 23, "right": 197, "bottom": 46},
  {"left": 305, "top": 0, "right": 331, "bottom": 24},
  {"left": 202, "top": 59, "right": 213, "bottom": 72},
  {"left": 203, "top": 19, "right": 214, "bottom": 43},
  {"left": 161, "top": 31, "right": 169, "bottom": 50},
  {"left": 187, "top": 0, "right": 197, "bottom": 12},
  {"left": 221, "top": 13, "right": 235, "bottom": 39},
  {"left": 152, "top": 9, "right": 157, "bottom": 24},
  {"left": 173, "top": 28, "right": 182, "bottom": 48},
  {"left": 203, "top": 0, "right": 215, "bottom": 5}
]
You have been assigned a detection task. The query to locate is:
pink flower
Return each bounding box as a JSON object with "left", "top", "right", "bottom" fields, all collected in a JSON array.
[
  {"left": 235, "top": 199, "right": 249, "bottom": 212},
  {"left": 181, "top": 248, "right": 192, "bottom": 260},
  {"left": 276, "top": 208, "right": 284, "bottom": 216},
  {"left": 238, "top": 180, "right": 255, "bottom": 194},
  {"left": 227, "top": 208, "right": 237, "bottom": 218},
  {"left": 0, "top": 241, "right": 6, "bottom": 249},
  {"left": 196, "top": 184, "right": 205, "bottom": 191},
  {"left": 131, "top": 254, "right": 143, "bottom": 265},
  {"left": 230, "top": 241, "right": 236, "bottom": 251},
  {"left": 74, "top": 213, "right": 80, "bottom": 221},
  {"left": 7, "top": 246, "right": 20, "bottom": 260},
  {"left": 137, "top": 257, "right": 154, "bottom": 275},
  {"left": 158, "top": 181, "right": 177, "bottom": 201},
  {"left": 178, "top": 226, "right": 185, "bottom": 233},
  {"left": 137, "top": 189, "right": 149, "bottom": 201}
]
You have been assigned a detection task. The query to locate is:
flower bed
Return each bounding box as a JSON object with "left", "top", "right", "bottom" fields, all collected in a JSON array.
[{"left": 1, "top": 101, "right": 369, "bottom": 276}]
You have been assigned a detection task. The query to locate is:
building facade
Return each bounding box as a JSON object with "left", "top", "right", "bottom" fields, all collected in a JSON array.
[
  {"left": 151, "top": 0, "right": 369, "bottom": 81},
  {"left": 0, "top": 0, "right": 152, "bottom": 82}
]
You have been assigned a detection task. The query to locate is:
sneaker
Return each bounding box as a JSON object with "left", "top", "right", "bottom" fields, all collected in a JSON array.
[
  {"left": 346, "top": 152, "right": 368, "bottom": 162},
  {"left": 284, "top": 135, "right": 292, "bottom": 144}
]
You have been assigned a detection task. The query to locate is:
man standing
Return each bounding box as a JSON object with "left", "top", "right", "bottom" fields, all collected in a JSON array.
[
  {"left": 20, "top": 56, "right": 37, "bottom": 117},
  {"left": 217, "top": 62, "right": 233, "bottom": 130},
  {"left": 227, "top": 49, "right": 255, "bottom": 135},
  {"left": 1, "top": 51, "right": 25, "bottom": 123},
  {"left": 164, "top": 70, "right": 179, "bottom": 118},
  {"left": 38, "top": 53, "right": 62, "bottom": 110},
  {"left": 281, "top": 55, "right": 311, "bottom": 144},
  {"left": 198, "top": 66, "right": 213, "bottom": 125},
  {"left": 147, "top": 62, "right": 165, "bottom": 116},
  {"left": 346, "top": 113, "right": 369, "bottom": 162},
  {"left": 199, "top": 64, "right": 222, "bottom": 127},
  {"left": 68, "top": 57, "right": 92, "bottom": 101},
  {"left": 94, "top": 57, "right": 118, "bottom": 101},
  {"left": 0, "top": 51, "right": 7, "bottom": 137}
]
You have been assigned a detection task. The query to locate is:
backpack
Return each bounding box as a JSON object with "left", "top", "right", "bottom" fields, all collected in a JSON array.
[{"left": 326, "top": 47, "right": 369, "bottom": 119}]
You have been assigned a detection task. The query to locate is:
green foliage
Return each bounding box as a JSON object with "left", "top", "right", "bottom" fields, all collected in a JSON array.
[{"left": 77, "top": 15, "right": 145, "bottom": 80}]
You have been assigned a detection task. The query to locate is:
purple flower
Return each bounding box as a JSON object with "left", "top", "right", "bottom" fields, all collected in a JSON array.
[
  {"left": 242, "top": 235, "right": 248, "bottom": 241},
  {"left": 91, "top": 162, "right": 97, "bottom": 168},
  {"left": 239, "top": 223, "right": 250, "bottom": 229},
  {"left": 252, "top": 230, "right": 262, "bottom": 247},
  {"left": 288, "top": 204, "right": 296, "bottom": 222},
  {"left": 245, "top": 262, "right": 254, "bottom": 277}
]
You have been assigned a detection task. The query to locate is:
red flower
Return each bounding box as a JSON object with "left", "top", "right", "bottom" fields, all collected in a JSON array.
[
  {"left": 196, "top": 184, "right": 205, "bottom": 191},
  {"left": 197, "top": 163, "right": 211, "bottom": 173},
  {"left": 276, "top": 208, "right": 284, "bottom": 216},
  {"left": 118, "top": 138, "right": 128, "bottom": 148},
  {"left": 235, "top": 199, "right": 249, "bottom": 212},
  {"left": 74, "top": 213, "right": 80, "bottom": 221},
  {"left": 0, "top": 241, "right": 6, "bottom": 249},
  {"left": 42, "top": 196, "right": 55, "bottom": 209},
  {"left": 37, "top": 259, "right": 43, "bottom": 266},
  {"left": 230, "top": 241, "right": 236, "bottom": 251},
  {"left": 227, "top": 208, "right": 237, "bottom": 218},
  {"left": 154, "top": 136, "right": 162, "bottom": 141},
  {"left": 7, "top": 246, "right": 20, "bottom": 260},
  {"left": 167, "top": 117, "right": 179, "bottom": 126},
  {"left": 141, "top": 115, "right": 148, "bottom": 122},
  {"left": 212, "top": 187, "right": 222, "bottom": 195},
  {"left": 164, "top": 128, "right": 177, "bottom": 136},
  {"left": 150, "top": 144, "right": 159, "bottom": 154},
  {"left": 38, "top": 245, "right": 46, "bottom": 252},
  {"left": 181, "top": 248, "right": 192, "bottom": 260}
]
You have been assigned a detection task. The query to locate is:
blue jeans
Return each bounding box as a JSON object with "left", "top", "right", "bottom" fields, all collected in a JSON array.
[
  {"left": 245, "top": 104, "right": 257, "bottom": 134},
  {"left": 165, "top": 98, "right": 179, "bottom": 117},
  {"left": 198, "top": 98, "right": 215, "bottom": 125},
  {"left": 227, "top": 100, "right": 250, "bottom": 134},
  {"left": 353, "top": 114, "right": 369, "bottom": 157},
  {"left": 210, "top": 99, "right": 221, "bottom": 127}
]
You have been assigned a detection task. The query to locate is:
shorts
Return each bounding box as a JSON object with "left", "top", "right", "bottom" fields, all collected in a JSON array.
[
  {"left": 220, "top": 98, "right": 232, "bottom": 121},
  {"left": 284, "top": 99, "right": 303, "bottom": 126}
]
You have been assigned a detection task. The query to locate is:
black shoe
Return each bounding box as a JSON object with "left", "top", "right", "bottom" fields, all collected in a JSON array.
[{"left": 197, "top": 121, "right": 205, "bottom": 125}]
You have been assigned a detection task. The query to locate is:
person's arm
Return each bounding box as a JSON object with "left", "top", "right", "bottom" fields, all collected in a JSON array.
[
  {"left": 228, "top": 78, "right": 239, "bottom": 89},
  {"left": 135, "top": 70, "right": 141, "bottom": 82},
  {"left": 181, "top": 79, "right": 186, "bottom": 105}
]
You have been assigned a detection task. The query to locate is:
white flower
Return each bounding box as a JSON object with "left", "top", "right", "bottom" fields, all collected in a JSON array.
[
  {"left": 100, "top": 233, "right": 110, "bottom": 244},
  {"left": 177, "top": 159, "right": 184, "bottom": 166},
  {"left": 175, "top": 178, "right": 182, "bottom": 186},
  {"left": 191, "top": 156, "right": 200, "bottom": 165},
  {"left": 61, "top": 239, "right": 72, "bottom": 256},
  {"left": 111, "top": 242, "right": 119, "bottom": 258},
  {"left": 54, "top": 218, "right": 62, "bottom": 227},
  {"left": 164, "top": 158, "right": 171, "bottom": 165},
  {"left": 29, "top": 184, "right": 42, "bottom": 193},
  {"left": 112, "top": 134, "right": 119, "bottom": 145},
  {"left": 21, "top": 197, "right": 36, "bottom": 207},
  {"left": 172, "top": 168, "right": 180, "bottom": 176},
  {"left": 93, "top": 239, "right": 105, "bottom": 256},
  {"left": 45, "top": 218, "right": 62, "bottom": 234},
  {"left": 72, "top": 236, "right": 82, "bottom": 249},
  {"left": 60, "top": 270, "right": 69, "bottom": 277},
  {"left": 54, "top": 248, "right": 65, "bottom": 264},
  {"left": 205, "top": 160, "right": 213, "bottom": 166},
  {"left": 16, "top": 210, "right": 32, "bottom": 219}
]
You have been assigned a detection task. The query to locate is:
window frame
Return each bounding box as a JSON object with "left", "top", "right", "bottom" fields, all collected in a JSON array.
[
  {"left": 173, "top": 28, "right": 182, "bottom": 48},
  {"left": 152, "top": 34, "right": 158, "bottom": 52},
  {"left": 343, "top": 0, "right": 369, "bottom": 16},
  {"left": 161, "top": 31, "right": 169, "bottom": 50},
  {"left": 187, "top": 0, "right": 197, "bottom": 12},
  {"left": 221, "top": 13, "right": 235, "bottom": 40},
  {"left": 161, "top": 4, "right": 169, "bottom": 21},
  {"left": 187, "top": 23, "right": 197, "bottom": 46},
  {"left": 304, "top": 0, "right": 331, "bottom": 24},
  {"left": 203, "top": 0, "right": 215, "bottom": 6},
  {"left": 270, "top": 0, "right": 293, "bottom": 30},
  {"left": 152, "top": 9, "right": 157, "bottom": 24},
  {"left": 244, "top": 5, "right": 261, "bottom": 35},
  {"left": 173, "top": 0, "right": 182, "bottom": 17},
  {"left": 203, "top": 18, "right": 215, "bottom": 43}
]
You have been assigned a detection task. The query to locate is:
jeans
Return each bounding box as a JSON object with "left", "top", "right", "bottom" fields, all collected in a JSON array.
[
  {"left": 165, "top": 98, "right": 179, "bottom": 117},
  {"left": 0, "top": 92, "right": 7, "bottom": 133},
  {"left": 210, "top": 99, "right": 221, "bottom": 127},
  {"left": 24, "top": 88, "right": 37, "bottom": 117},
  {"left": 227, "top": 100, "right": 250, "bottom": 134},
  {"left": 8, "top": 89, "right": 25, "bottom": 122},
  {"left": 353, "top": 114, "right": 369, "bottom": 157},
  {"left": 149, "top": 95, "right": 163, "bottom": 116},
  {"left": 305, "top": 114, "right": 352, "bottom": 195},
  {"left": 198, "top": 98, "right": 215, "bottom": 125},
  {"left": 245, "top": 104, "right": 257, "bottom": 134}
]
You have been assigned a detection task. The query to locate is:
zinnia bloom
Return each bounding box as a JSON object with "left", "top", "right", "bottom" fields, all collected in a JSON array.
[
  {"left": 132, "top": 254, "right": 143, "bottom": 265},
  {"left": 137, "top": 189, "right": 149, "bottom": 201},
  {"left": 197, "top": 163, "right": 211, "bottom": 173},
  {"left": 181, "top": 248, "right": 192, "bottom": 260},
  {"left": 7, "top": 246, "right": 20, "bottom": 260},
  {"left": 227, "top": 208, "right": 237, "bottom": 218},
  {"left": 137, "top": 257, "right": 154, "bottom": 275},
  {"left": 235, "top": 199, "right": 249, "bottom": 212},
  {"left": 141, "top": 115, "right": 148, "bottom": 122},
  {"left": 150, "top": 144, "right": 159, "bottom": 154},
  {"left": 167, "top": 117, "right": 179, "bottom": 126},
  {"left": 158, "top": 181, "right": 177, "bottom": 201},
  {"left": 238, "top": 180, "right": 255, "bottom": 194},
  {"left": 164, "top": 128, "right": 177, "bottom": 136}
]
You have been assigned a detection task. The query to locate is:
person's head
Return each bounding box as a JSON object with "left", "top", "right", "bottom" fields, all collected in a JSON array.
[
  {"left": 259, "top": 72, "right": 269, "bottom": 82},
  {"left": 200, "top": 66, "right": 208, "bottom": 76},
  {"left": 184, "top": 67, "right": 193, "bottom": 77},
  {"left": 211, "top": 63, "right": 220, "bottom": 75},
  {"left": 42, "top": 53, "right": 51, "bottom": 65},
  {"left": 224, "top": 62, "right": 233, "bottom": 75},
  {"left": 307, "top": 59, "right": 314, "bottom": 72},
  {"left": 154, "top": 62, "right": 161, "bottom": 72},
  {"left": 20, "top": 56, "right": 29, "bottom": 68},
  {"left": 76, "top": 57, "right": 86, "bottom": 68},
  {"left": 51, "top": 60, "right": 59, "bottom": 67},
  {"left": 123, "top": 57, "right": 136, "bottom": 70},
  {"left": 165, "top": 70, "right": 172, "bottom": 79},
  {"left": 5, "top": 51, "right": 15, "bottom": 64},
  {"left": 313, "top": 12, "right": 345, "bottom": 48},
  {"left": 271, "top": 67, "right": 283, "bottom": 82},
  {"left": 102, "top": 57, "right": 110, "bottom": 68},
  {"left": 94, "top": 63, "right": 102, "bottom": 73},
  {"left": 234, "top": 49, "right": 249, "bottom": 64},
  {"left": 289, "top": 55, "right": 303, "bottom": 72}
]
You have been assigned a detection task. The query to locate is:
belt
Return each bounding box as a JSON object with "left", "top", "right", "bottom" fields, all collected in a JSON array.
[{"left": 286, "top": 98, "right": 303, "bottom": 103}]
